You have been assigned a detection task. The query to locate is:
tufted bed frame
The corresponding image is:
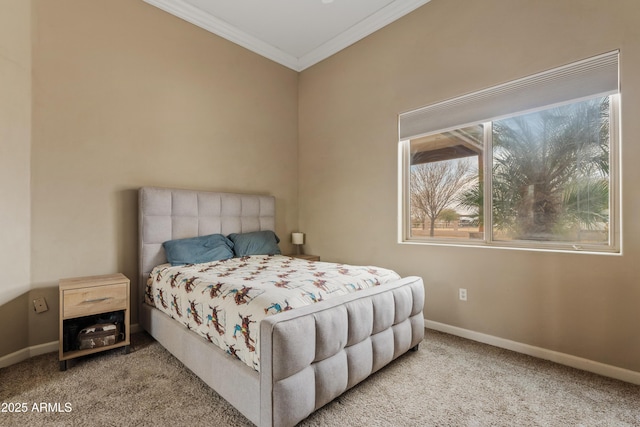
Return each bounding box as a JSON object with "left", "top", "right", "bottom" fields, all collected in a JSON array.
[{"left": 138, "top": 186, "right": 425, "bottom": 427}]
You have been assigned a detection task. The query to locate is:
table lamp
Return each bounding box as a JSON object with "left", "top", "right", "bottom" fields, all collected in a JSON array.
[{"left": 292, "top": 232, "right": 305, "bottom": 255}]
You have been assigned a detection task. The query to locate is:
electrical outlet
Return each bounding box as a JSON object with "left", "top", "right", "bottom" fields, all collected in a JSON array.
[
  {"left": 33, "top": 297, "right": 49, "bottom": 313},
  {"left": 459, "top": 288, "right": 467, "bottom": 301}
]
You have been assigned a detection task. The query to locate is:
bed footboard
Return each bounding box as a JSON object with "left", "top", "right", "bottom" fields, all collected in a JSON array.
[{"left": 259, "top": 276, "right": 425, "bottom": 427}]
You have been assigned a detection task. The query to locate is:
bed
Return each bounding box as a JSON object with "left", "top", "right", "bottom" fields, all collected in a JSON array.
[{"left": 138, "top": 186, "right": 425, "bottom": 427}]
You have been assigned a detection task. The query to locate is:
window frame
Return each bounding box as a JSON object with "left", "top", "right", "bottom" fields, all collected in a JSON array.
[{"left": 398, "top": 93, "right": 621, "bottom": 255}]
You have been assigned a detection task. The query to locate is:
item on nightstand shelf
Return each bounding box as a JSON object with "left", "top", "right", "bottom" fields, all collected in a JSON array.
[{"left": 77, "top": 323, "right": 121, "bottom": 350}]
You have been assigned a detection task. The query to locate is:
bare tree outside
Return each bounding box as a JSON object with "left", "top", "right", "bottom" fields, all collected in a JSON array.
[{"left": 410, "top": 158, "right": 477, "bottom": 237}]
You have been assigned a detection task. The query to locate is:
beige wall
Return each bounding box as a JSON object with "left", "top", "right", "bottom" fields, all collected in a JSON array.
[
  {"left": 299, "top": 0, "right": 640, "bottom": 373},
  {"left": 1, "top": 0, "right": 299, "bottom": 357},
  {"left": 0, "top": 0, "right": 31, "bottom": 354}
]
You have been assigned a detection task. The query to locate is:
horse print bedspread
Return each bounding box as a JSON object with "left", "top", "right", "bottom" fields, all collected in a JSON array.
[{"left": 145, "top": 255, "right": 401, "bottom": 371}]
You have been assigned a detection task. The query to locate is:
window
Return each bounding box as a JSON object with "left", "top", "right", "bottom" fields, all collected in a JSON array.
[{"left": 399, "top": 52, "right": 620, "bottom": 253}]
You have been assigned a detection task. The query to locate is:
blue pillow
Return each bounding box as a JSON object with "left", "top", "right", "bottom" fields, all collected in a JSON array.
[
  {"left": 163, "top": 234, "right": 234, "bottom": 266},
  {"left": 228, "top": 230, "right": 281, "bottom": 257}
]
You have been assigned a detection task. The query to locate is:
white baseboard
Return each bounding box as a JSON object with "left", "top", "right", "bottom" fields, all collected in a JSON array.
[
  {"left": 425, "top": 320, "right": 640, "bottom": 386},
  {"left": 0, "top": 323, "right": 143, "bottom": 369},
  {"left": 0, "top": 341, "right": 58, "bottom": 369}
]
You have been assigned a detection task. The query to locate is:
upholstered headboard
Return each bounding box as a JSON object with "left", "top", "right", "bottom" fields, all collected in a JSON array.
[{"left": 138, "top": 187, "right": 276, "bottom": 302}]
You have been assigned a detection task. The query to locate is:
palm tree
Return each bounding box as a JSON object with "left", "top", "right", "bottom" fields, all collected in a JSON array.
[{"left": 459, "top": 96, "right": 610, "bottom": 241}]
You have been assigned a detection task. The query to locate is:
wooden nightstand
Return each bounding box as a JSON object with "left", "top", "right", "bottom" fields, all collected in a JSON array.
[
  {"left": 59, "top": 273, "right": 130, "bottom": 371},
  {"left": 288, "top": 254, "right": 320, "bottom": 261}
]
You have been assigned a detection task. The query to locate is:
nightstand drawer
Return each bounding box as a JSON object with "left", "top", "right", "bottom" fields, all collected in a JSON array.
[{"left": 63, "top": 283, "right": 127, "bottom": 318}]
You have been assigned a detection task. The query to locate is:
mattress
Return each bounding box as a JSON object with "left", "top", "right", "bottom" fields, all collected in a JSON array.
[{"left": 145, "top": 254, "right": 401, "bottom": 371}]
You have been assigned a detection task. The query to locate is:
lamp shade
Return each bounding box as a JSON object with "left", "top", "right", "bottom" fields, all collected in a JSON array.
[{"left": 292, "top": 232, "right": 305, "bottom": 245}]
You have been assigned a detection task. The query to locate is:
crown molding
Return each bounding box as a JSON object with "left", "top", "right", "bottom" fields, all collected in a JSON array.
[
  {"left": 143, "top": 0, "right": 431, "bottom": 72},
  {"left": 297, "top": 0, "right": 431, "bottom": 71},
  {"left": 143, "top": 0, "right": 299, "bottom": 69}
]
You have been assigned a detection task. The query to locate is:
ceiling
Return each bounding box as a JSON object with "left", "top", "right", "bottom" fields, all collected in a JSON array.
[{"left": 143, "top": 0, "right": 431, "bottom": 71}]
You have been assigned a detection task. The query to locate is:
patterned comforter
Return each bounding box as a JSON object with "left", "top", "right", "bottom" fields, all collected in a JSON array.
[{"left": 145, "top": 255, "right": 401, "bottom": 371}]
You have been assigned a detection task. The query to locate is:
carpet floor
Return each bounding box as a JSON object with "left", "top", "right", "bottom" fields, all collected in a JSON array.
[{"left": 1, "top": 329, "right": 639, "bottom": 426}]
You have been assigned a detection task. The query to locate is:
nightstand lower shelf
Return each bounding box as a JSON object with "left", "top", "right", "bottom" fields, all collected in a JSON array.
[{"left": 59, "top": 342, "right": 130, "bottom": 371}]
